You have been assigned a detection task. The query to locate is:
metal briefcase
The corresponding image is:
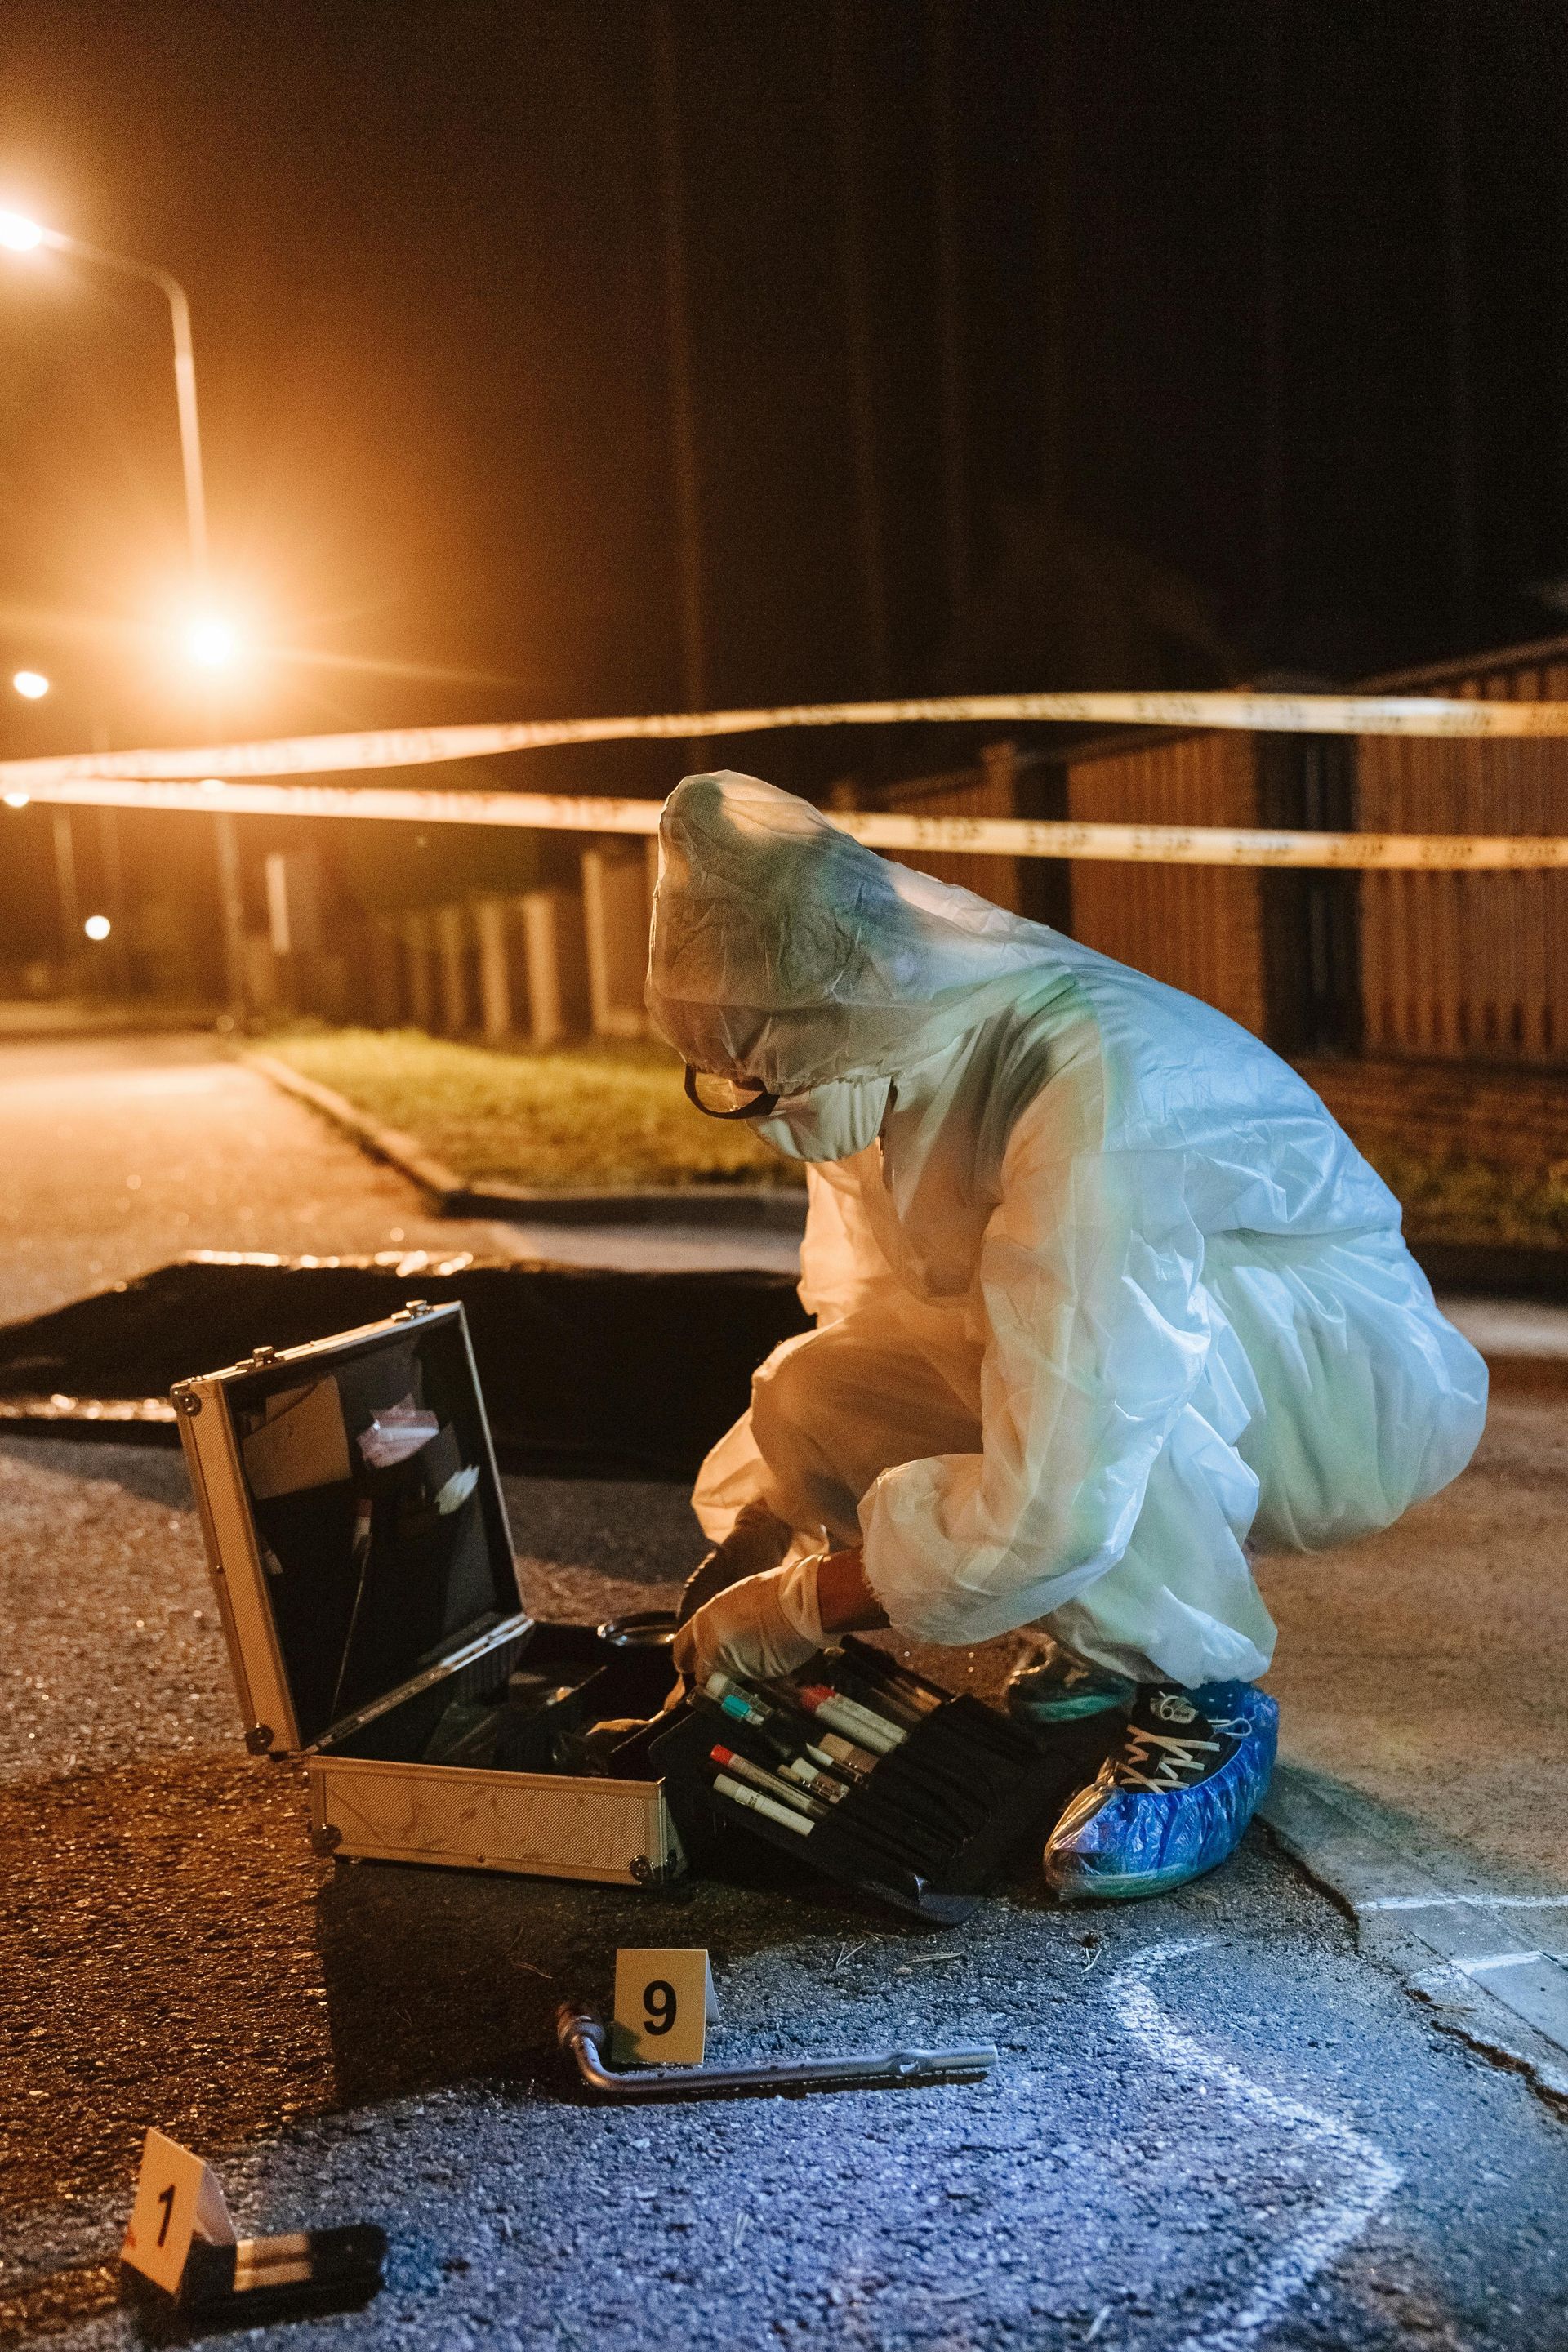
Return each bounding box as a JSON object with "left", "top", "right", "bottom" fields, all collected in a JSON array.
[{"left": 172, "top": 1298, "right": 684, "bottom": 1888}]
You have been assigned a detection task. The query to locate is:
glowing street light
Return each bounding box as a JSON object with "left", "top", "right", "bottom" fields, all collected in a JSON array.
[
  {"left": 83, "top": 914, "right": 112, "bottom": 942},
  {"left": 1, "top": 205, "right": 252, "bottom": 1015},
  {"left": 2, "top": 792, "right": 30, "bottom": 810},
  {"left": 184, "top": 616, "right": 238, "bottom": 670},
  {"left": 11, "top": 669, "right": 49, "bottom": 698}
]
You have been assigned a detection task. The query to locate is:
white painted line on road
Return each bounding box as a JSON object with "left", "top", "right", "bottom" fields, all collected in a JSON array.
[
  {"left": 1111, "top": 1939, "right": 1401, "bottom": 2352},
  {"left": 1459, "top": 1952, "right": 1548, "bottom": 1975},
  {"left": 1357, "top": 1892, "right": 1568, "bottom": 1913}
]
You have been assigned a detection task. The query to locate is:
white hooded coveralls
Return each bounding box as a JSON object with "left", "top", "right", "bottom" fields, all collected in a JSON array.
[{"left": 646, "top": 773, "right": 1488, "bottom": 1690}]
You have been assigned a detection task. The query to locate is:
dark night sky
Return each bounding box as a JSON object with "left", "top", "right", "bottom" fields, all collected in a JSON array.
[{"left": 2, "top": 2, "right": 1566, "bottom": 947}]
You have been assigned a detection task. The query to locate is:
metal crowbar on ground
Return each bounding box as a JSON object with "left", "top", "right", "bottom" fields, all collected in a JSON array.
[{"left": 555, "top": 2004, "right": 998, "bottom": 2100}]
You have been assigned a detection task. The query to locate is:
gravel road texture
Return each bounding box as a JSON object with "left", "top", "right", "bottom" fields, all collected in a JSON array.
[{"left": 4, "top": 1432, "right": 1568, "bottom": 2350}]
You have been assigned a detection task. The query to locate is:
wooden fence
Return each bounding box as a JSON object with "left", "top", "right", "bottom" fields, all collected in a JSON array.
[
  {"left": 1065, "top": 730, "right": 1271, "bottom": 1036},
  {"left": 245, "top": 634, "right": 1568, "bottom": 1072},
  {"left": 1357, "top": 648, "right": 1568, "bottom": 1062},
  {"left": 1060, "top": 633, "right": 1568, "bottom": 1067}
]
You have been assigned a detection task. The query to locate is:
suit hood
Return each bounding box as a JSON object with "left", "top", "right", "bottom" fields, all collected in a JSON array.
[{"left": 645, "top": 769, "right": 1061, "bottom": 1093}]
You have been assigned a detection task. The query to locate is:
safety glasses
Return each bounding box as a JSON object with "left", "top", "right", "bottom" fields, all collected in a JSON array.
[{"left": 684, "top": 1066, "right": 782, "bottom": 1120}]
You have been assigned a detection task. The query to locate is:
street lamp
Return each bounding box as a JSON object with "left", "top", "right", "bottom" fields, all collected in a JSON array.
[
  {"left": 0, "top": 206, "right": 248, "bottom": 1010},
  {"left": 0, "top": 208, "right": 211, "bottom": 583},
  {"left": 185, "top": 616, "right": 238, "bottom": 670},
  {"left": 11, "top": 670, "right": 50, "bottom": 699}
]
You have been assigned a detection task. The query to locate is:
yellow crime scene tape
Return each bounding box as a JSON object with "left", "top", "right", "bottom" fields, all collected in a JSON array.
[
  {"left": 7, "top": 772, "right": 1568, "bottom": 871},
  {"left": 3, "top": 688, "right": 1568, "bottom": 868}
]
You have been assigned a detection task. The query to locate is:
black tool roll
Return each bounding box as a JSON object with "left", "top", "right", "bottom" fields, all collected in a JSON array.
[{"left": 650, "top": 1636, "right": 1120, "bottom": 1923}]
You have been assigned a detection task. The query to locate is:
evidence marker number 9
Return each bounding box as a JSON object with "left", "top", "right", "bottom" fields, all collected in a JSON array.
[{"left": 611, "top": 1948, "right": 717, "bottom": 2067}]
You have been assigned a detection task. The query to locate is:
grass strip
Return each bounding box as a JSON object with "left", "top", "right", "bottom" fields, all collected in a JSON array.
[
  {"left": 263, "top": 1026, "right": 1567, "bottom": 1245},
  {"left": 1363, "top": 1144, "right": 1568, "bottom": 1251},
  {"left": 261, "top": 1027, "right": 802, "bottom": 1192}
]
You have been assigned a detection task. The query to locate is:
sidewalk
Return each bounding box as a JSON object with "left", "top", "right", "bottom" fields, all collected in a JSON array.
[
  {"left": 1258, "top": 1376, "right": 1568, "bottom": 2100},
  {"left": 0, "top": 1032, "right": 796, "bottom": 1330},
  {"left": 0, "top": 1032, "right": 529, "bottom": 1328}
]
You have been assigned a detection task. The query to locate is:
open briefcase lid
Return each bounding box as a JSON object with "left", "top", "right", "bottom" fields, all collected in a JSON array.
[{"left": 174, "top": 1299, "right": 529, "bottom": 1756}]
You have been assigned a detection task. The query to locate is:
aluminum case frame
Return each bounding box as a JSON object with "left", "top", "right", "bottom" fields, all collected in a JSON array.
[{"left": 172, "top": 1298, "right": 683, "bottom": 1888}]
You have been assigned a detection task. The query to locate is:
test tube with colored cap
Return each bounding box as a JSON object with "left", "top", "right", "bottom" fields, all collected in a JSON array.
[
  {"left": 781, "top": 1753, "right": 849, "bottom": 1802},
  {"left": 706, "top": 1675, "right": 871, "bottom": 1780},
  {"left": 709, "top": 1744, "right": 826, "bottom": 1820},
  {"left": 795, "top": 1685, "right": 906, "bottom": 1755},
  {"left": 710, "top": 1771, "right": 814, "bottom": 1837}
]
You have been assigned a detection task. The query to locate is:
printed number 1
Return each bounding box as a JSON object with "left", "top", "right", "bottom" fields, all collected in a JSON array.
[
  {"left": 155, "top": 2183, "right": 176, "bottom": 2247},
  {"left": 644, "top": 1979, "right": 677, "bottom": 2036}
]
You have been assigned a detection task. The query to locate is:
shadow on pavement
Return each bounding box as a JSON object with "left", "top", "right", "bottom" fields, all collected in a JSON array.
[
  {"left": 312, "top": 1831, "right": 903, "bottom": 2110},
  {"left": 0, "top": 1755, "right": 335, "bottom": 2214},
  {"left": 0, "top": 1256, "right": 807, "bottom": 1480}
]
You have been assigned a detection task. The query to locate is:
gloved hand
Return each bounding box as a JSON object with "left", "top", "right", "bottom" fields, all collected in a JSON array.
[
  {"left": 678, "top": 1499, "right": 792, "bottom": 1626},
  {"left": 671, "top": 1553, "right": 826, "bottom": 1687}
]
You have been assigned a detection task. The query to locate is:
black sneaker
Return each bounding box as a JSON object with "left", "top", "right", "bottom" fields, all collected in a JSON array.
[{"left": 1002, "top": 1635, "right": 1138, "bottom": 1725}]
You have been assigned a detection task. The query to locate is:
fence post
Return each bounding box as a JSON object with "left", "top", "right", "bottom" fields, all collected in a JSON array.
[
  {"left": 366, "top": 921, "right": 403, "bottom": 1027},
  {"left": 434, "top": 904, "right": 470, "bottom": 1035},
  {"left": 403, "top": 911, "right": 434, "bottom": 1031},
  {"left": 979, "top": 737, "right": 1018, "bottom": 802},
  {"left": 243, "top": 933, "right": 282, "bottom": 1016},
  {"left": 581, "top": 845, "right": 652, "bottom": 1037},
  {"left": 521, "top": 887, "right": 590, "bottom": 1045},
  {"left": 474, "top": 897, "right": 514, "bottom": 1040}
]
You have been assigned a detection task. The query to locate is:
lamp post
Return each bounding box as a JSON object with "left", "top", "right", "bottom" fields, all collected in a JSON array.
[
  {"left": 0, "top": 209, "right": 207, "bottom": 576},
  {"left": 0, "top": 207, "right": 247, "bottom": 1014}
]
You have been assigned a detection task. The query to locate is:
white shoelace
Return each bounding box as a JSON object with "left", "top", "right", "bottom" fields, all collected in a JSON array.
[{"left": 1113, "top": 1723, "right": 1223, "bottom": 1795}]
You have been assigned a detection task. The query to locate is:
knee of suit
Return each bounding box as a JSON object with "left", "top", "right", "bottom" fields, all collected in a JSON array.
[{"left": 750, "top": 1333, "right": 837, "bottom": 1466}]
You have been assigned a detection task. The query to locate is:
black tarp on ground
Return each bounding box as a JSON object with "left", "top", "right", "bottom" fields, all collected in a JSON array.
[
  {"left": 0, "top": 1255, "right": 809, "bottom": 1481},
  {"left": 0, "top": 1238, "right": 1557, "bottom": 1479}
]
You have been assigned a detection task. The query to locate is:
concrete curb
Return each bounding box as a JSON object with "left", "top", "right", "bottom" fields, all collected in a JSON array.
[
  {"left": 0, "top": 1009, "right": 224, "bottom": 1041},
  {"left": 1262, "top": 1762, "right": 1568, "bottom": 2113},
  {"left": 244, "top": 1052, "right": 808, "bottom": 1231},
  {"left": 246, "top": 1052, "right": 470, "bottom": 1199}
]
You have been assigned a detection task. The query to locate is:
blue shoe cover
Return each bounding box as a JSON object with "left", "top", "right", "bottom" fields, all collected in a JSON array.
[{"left": 1042, "top": 1682, "right": 1278, "bottom": 1901}]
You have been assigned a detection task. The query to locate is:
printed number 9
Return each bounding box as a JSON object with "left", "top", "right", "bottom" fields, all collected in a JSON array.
[{"left": 644, "top": 1979, "right": 677, "bottom": 2036}]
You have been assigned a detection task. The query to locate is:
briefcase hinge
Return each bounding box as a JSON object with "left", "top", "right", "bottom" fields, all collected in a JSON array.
[{"left": 630, "top": 1854, "right": 681, "bottom": 1891}]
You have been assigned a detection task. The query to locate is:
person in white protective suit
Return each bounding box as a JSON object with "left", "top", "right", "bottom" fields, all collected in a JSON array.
[{"left": 649, "top": 770, "right": 1488, "bottom": 1899}]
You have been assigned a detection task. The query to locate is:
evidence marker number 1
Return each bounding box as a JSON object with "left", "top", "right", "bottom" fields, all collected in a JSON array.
[
  {"left": 120, "top": 2129, "right": 385, "bottom": 2319},
  {"left": 611, "top": 1947, "right": 719, "bottom": 2066}
]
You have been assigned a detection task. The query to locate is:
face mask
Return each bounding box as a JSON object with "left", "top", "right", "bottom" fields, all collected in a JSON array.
[{"left": 755, "top": 1076, "right": 893, "bottom": 1164}]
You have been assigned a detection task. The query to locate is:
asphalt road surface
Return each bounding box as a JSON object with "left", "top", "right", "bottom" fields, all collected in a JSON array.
[{"left": 3, "top": 1432, "right": 1567, "bottom": 2351}]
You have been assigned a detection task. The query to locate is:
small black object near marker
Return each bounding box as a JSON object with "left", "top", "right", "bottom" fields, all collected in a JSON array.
[
  {"left": 178, "top": 2226, "right": 388, "bottom": 2323},
  {"left": 120, "top": 2129, "right": 385, "bottom": 2332}
]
